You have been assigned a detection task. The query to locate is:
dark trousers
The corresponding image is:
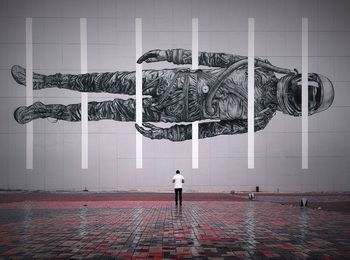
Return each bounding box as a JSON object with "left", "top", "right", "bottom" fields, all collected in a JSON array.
[{"left": 175, "top": 188, "right": 182, "bottom": 205}]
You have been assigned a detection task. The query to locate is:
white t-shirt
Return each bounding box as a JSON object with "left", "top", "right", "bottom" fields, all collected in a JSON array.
[{"left": 173, "top": 174, "right": 184, "bottom": 189}]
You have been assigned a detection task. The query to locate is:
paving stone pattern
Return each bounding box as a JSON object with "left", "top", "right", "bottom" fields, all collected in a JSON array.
[{"left": 0, "top": 195, "right": 350, "bottom": 259}]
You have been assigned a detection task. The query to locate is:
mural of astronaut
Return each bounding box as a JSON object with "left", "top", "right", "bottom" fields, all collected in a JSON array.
[{"left": 11, "top": 48, "right": 334, "bottom": 142}]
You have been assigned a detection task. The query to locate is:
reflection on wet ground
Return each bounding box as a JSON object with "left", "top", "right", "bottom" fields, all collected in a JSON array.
[{"left": 0, "top": 193, "right": 350, "bottom": 259}]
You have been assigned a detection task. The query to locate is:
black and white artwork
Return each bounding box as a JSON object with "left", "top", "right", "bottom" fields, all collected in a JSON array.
[{"left": 11, "top": 48, "right": 334, "bottom": 142}]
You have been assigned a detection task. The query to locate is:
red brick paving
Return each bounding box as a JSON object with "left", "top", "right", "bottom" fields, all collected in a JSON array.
[{"left": 0, "top": 192, "right": 350, "bottom": 259}]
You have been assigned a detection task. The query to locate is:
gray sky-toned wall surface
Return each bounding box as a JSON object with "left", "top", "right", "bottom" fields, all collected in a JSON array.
[{"left": 0, "top": 0, "right": 349, "bottom": 192}]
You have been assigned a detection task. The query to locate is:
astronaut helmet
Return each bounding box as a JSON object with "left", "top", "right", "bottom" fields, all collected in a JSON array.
[{"left": 276, "top": 73, "right": 334, "bottom": 116}]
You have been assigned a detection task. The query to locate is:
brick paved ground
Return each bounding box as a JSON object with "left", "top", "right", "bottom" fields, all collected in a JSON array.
[{"left": 0, "top": 192, "right": 350, "bottom": 259}]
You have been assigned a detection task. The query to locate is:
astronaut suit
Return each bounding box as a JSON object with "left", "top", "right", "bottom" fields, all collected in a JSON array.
[{"left": 12, "top": 49, "right": 334, "bottom": 141}]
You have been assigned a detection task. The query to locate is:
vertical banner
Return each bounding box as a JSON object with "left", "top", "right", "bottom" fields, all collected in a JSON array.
[
  {"left": 135, "top": 18, "right": 143, "bottom": 169},
  {"left": 192, "top": 18, "right": 199, "bottom": 169},
  {"left": 80, "top": 18, "right": 88, "bottom": 169},
  {"left": 302, "top": 18, "right": 309, "bottom": 169},
  {"left": 26, "top": 18, "right": 33, "bottom": 170},
  {"left": 248, "top": 18, "right": 255, "bottom": 169}
]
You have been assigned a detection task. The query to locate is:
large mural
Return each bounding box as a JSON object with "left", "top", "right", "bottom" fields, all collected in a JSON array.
[{"left": 12, "top": 48, "right": 334, "bottom": 142}]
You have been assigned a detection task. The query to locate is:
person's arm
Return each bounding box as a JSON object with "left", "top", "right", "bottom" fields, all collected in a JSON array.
[
  {"left": 135, "top": 119, "right": 270, "bottom": 141},
  {"left": 182, "top": 177, "right": 184, "bottom": 183},
  {"left": 137, "top": 48, "right": 246, "bottom": 68},
  {"left": 137, "top": 49, "right": 292, "bottom": 74}
]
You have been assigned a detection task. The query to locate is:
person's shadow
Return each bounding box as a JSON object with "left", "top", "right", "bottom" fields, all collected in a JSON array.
[{"left": 174, "top": 205, "right": 183, "bottom": 219}]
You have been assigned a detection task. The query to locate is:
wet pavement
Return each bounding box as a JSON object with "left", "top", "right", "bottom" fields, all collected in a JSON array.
[{"left": 0, "top": 192, "right": 350, "bottom": 259}]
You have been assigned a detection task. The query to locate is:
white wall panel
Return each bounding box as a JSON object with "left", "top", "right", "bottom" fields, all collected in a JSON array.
[
  {"left": 0, "top": 135, "right": 9, "bottom": 189},
  {"left": 45, "top": 133, "right": 64, "bottom": 190},
  {"left": 117, "top": 158, "right": 136, "bottom": 191},
  {"left": 8, "top": 133, "right": 26, "bottom": 189},
  {"left": 81, "top": 133, "right": 100, "bottom": 190},
  {"left": 62, "top": 133, "right": 82, "bottom": 190}
]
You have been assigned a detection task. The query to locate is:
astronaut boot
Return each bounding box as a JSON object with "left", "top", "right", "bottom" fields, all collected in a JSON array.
[
  {"left": 14, "top": 102, "right": 51, "bottom": 124},
  {"left": 14, "top": 102, "right": 80, "bottom": 124},
  {"left": 11, "top": 65, "right": 69, "bottom": 90},
  {"left": 11, "top": 65, "right": 47, "bottom": 89}
]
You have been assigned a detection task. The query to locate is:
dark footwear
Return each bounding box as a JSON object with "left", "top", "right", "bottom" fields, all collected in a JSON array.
[
  {"left": 11, "top": 65, "right": 26, "bottom": 85},
  {"left": 11, "top": 65, "right": 46, "bottom": 89},
  {"left": 14, "top": 102, "right": 48, "bottom": 124}
]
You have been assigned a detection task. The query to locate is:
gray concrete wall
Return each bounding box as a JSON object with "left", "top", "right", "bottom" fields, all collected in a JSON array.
[{"left": 0, "top": 0, "right": 349, "bottom": 192}]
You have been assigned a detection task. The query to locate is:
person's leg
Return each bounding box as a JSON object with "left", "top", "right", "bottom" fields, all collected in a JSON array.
[
  {"left": 175, "top": 189, "right": 178, "bottom": 206},
  {"left": 11, "top": 65, "right": 175, "bottom": 96},
  {"left": 179, "top": 188, "right": 182, "bottom": 206},
  {"left": 14, "top": 97, "right": 159, "bottom": 124}
]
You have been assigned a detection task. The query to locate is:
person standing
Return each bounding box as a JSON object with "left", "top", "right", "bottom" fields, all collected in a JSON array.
[{"left": 172, "top": 170, "right": 184, "bottom": 206}]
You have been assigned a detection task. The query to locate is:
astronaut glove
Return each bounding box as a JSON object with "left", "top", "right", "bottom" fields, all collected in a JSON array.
[
  {"left": 135, "top": 123, "right": 166, "bottom": 140},
  {"left": 136, "top": 49, "right": 167, "bottom": 64}
]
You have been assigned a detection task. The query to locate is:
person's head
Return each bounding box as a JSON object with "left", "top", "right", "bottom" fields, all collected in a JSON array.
[
  {"left": 176, "top": 170, "right": 180, "bottom": 174},
  {"left": 276, "top": 73, "right": 334, "bottom": 116}
]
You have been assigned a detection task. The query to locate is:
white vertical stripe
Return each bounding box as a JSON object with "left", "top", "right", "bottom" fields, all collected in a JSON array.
[
  {"left": 302, "top": 18, "right": 308, "bottom": 169},
  {"left": 80, "top": 18, "right": 88, "bottom": 169},
  {"left": 135, "top": 18, "right": 143, "bottom": 169},
  {"left": 26, "top": 17, "right": 33, "bottom": 170},
  {"left": 248, "top": 18, "right": 255, "bottom": 169},
  {"left": 192, "top": 18, "right": 199, "bottom": 169}
]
